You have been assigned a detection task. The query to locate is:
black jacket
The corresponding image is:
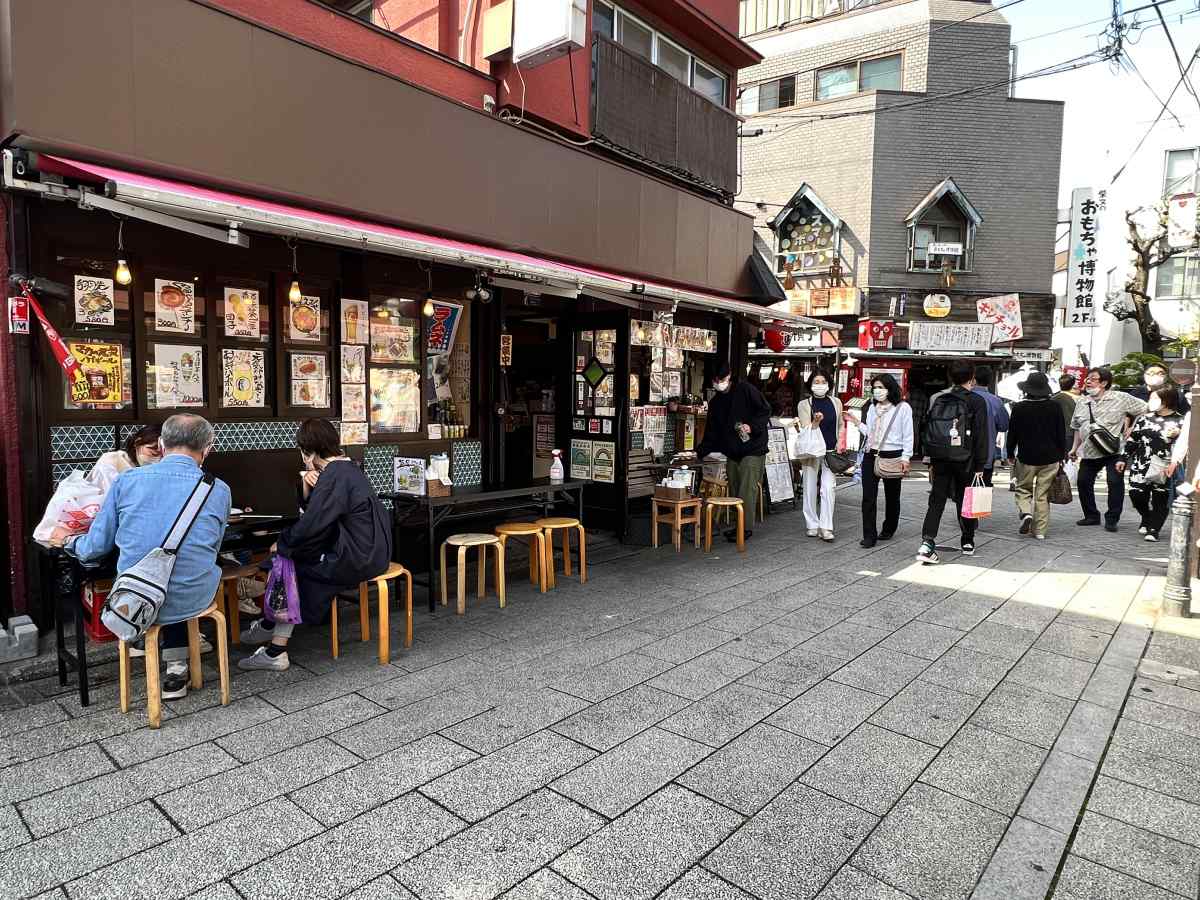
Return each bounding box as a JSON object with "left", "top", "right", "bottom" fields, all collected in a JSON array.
[
  {"left": 697, "top": 380, "right": 771, "bottom": 460},
  {"left": 937, "top": 387, "right": 991, "bottom": 472},
  {"left": 1006, "top": 398, "right": 1068, "bottom": 466}
]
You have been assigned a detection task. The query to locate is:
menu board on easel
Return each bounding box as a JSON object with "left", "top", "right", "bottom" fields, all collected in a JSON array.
[
  {"left": 533, "top": 413, "right": 555, "bottom": 478},
  {"left": 765, "top": 426, "right": 796, "bottom": 505}
]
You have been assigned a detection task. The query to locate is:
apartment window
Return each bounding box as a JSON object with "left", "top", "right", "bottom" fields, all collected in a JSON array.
[
  {"left": 618, "top": 14, "right": 653, "bottom": 60},
  {"left": 740, "top": 0, "right": 830, "bottom": 36},
  {"left": 657, "top": 36, "right": 690, "bottom": 83},
  {"left": 1157, "top": 255, "right": 1200, "bottom": 299},
  {"left": 694, "top": 60, "right": 728, "bottom": 106},
  {"left": 738, "top": 75, "right": 796, "bottom": 114},
  {"left": 1165, "top": 148, "right": 1200, "bottom": 198},
  {"left": 593, "top": 1, "right": 615, "bottom": 38},
  {"left": 816, "top": 53, "right": 901, "bottom": 100}
]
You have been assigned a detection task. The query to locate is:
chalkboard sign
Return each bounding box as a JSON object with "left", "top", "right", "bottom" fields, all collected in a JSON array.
[{"left": 765, "top": 426, "right": 796, "bottom": 505}]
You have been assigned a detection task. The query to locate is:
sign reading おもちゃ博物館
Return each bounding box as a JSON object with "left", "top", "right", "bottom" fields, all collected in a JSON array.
[{"left": 1065, "top": 187, "right": 1101, "bottom": 328}]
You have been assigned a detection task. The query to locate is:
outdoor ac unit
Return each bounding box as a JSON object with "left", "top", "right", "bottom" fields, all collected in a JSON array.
[{"left": 513, "top": 0, "right": 587, "bottom": 68}]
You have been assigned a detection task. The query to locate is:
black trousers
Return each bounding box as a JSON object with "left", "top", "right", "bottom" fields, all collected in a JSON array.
[
  {"left": 1129, "top": 484, "right": 1169, "bottom": 535},
  {"left": 922, "top": 460, "right": 978, "bottom": 544},
  {"left": 861, "top": 450, "right": 902, "bottom": 541},
  {"left": 1077, "top": 455, "right": 1124, "bottom": 525}
]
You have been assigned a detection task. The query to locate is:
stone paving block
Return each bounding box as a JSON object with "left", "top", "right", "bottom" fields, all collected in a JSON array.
[
  {"left": 1055, "top": 699, "right": 1120, "bottom": 762},
  {"left": 1033, "top": 622, "right": 1110, "bottom": 663},
  {"left": 1133, "top": 676, "right": 1200, "bottom": 713},
  {"left": 799, "top": 622, "right": 892, "bottom": 662},
  {"left": 657, "top": 867, "right": 755, "bottom": 899},
  {"left": 706, "top": 783, "right": 877, "bottom": 900},
  {"left": 956, "top": 620, "right": 1040, "bottom": 662},
  {"left": 19, "top": 742, "right": 235, "bottom": 838},
  {"left": 631, "top": 604, "right": 722, "bottom": 637},
  {"left": 829, "top": 647, "right": 929, "bottom": 698},
  {"left": 551, "top": 653, "right": 674, "bottom": 702},
  {"left": 801, "top": 723, "right": 937, "bottom": 815},
  {"left": 441, "top": 687, "right": 589, "bottom": 754},
  {"left": 0, "top": 700, "right": 67, "bottom": 740},
  {"left": 659, "top": 683, "right": 785, "bottom": 748},
  {"left": 0, "top": 803, "right": 28, "bottom": 853},
  {"left": 554, "top": 785, "right": 742, "bottom": 900},
  {"left": 1100, "top": 622, "right": 1152, "bottom": 671},
  {"left": 878, "top": 620, "right": 963, "bottom": 661},
  {"left": 0, "top": 801, "right": 176, "bottom": 899},
  {"left": 646, "top": 651, "right": 761, "bottom": 701},
  {"left": 356, "top": 658, "right": 489, "bottom": 710},
  {"left": 639, "top": 626, "right": 734, "bottom": 664},
  {"left": 915, "top": 594, "right": 999, "bottom": 632},
  {"left": 768, "top": 680, "right": 886, "bottom": 746},
  {"left": 100, "top": 695, "right": 282, "bottom": 767},
  {"left": 773, "top": 602, "right": 856, "bottom": 634},
  {"left": 259, "top": 661, "right": 404, "bottom": 713},
  {"left": 1102, "top": 743, "right": 1200, "bottom": 806},
  {"left": 1071, "top": 811, "right": 1200, "bottom": 896},
  {"left": 719, "top": 622, "right": 816, "bottom": 663},
  {"left": 813, "top": 866, "right": 912, "bottom": 899},
  {"left": 1006, "top": 649, "right": 1095, "bottom": 701},
  {"left": 0, "top": 704, "right": 149, "bottom": 768},
  {"left": 969, "top": 682, "right": 1074, "bottom": 749},
  {"left": 396, "top": 790, "right": 602, "bottom": 900},
  {"left": 868, "top": 679, "right": 980, "bottom": 747},
  {"left": 851, "top": 783, "right": 1008, "bottom": 900},
  {"left": 68, "top": 797, "right": 323, "bottom": 900},
  {"left": 737, "top": 648, "right": 843, "bottom": 699},
  {"left": 1089, "top": 774, "right": 1200, "bottom": 848},
  {"left": 970, "top": 815, "right": 1067, "bottom": 900},
  {"left": 500, "top": 868, "right": 596, "bottom": 899},
  {"left": 919, "top": 724, "right": 1044, "bottom": 816},
  {"left": 985, "top": 601, "right": 1060, "bottom": 634},
  {"left": 332, "top": 690, "right": 493, "bottom": 758},
  {"left": 704, "top": 603, "right": 784, "bottom": 635},
  {"left": 847, "top": 595, "right": 935, "bottom": 632},
  {"left": 216, "top": 693, "right": 384, "bottom": 763},
  {"left": 158, "top": 737, "right": 358, "bottom": 832},
  {"left": 1018, "top": 749, "right": 1095, "bottom": 834},
  {"left": 919, "top": 646, "right": 1011, "bottom": 698},
  {"left": 344, "top": 875, "right": 418, "bottom": 900},
  {"left": 234, "top": 793, "right": 462, "bottom": 900},
  {"left": 1125, "top": 696, "right": 1200, "bottom": 740},
  {"left": 292, "top": 734, "right": 478, "bottom": 827},
  {"left": 421, "top": 730, "right": 596, "bottom": 822},
  {"left": 1053, "top": 855, "right": 1181, "bottom": 900},
  {"left": 1081, "top": 663, "right": 1134, "bottom": 708},
  {"left": 185, "top": 882, "right": 242, "bottom": 900},
  {"left": 551, "top": 684, "right": 691, "bottom": 752},
  {"left": 0, "top": 742, "right": 114, "bottom": 805},
  {"left": 1113, "top": 717, "right": 1200, "bottom": 770},
  {"left": 552, "top": 727, "right": 712, "bottom": 818}
]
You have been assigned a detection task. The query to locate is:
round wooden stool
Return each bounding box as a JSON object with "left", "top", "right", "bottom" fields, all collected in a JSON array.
[
  {"left": 330, "top": 561, "right": 412, "bottom": 663},
  {"left": 651, "top": 497, "right": 702, "bottom": 552},
  {"left": 441, "top": 534, "right": 506, "bottom": 615},
  {"left": 118, "top": 600, "right": 230, "bottom": 730},
  {"left": 495, "top": 522, "right": 549, "bottom": 593},
  {"left": 535, "top": 517, "right": 587, "bottom": 588},
  {"left": 705, "top": 497, "right": 746, "bottom": 552}
]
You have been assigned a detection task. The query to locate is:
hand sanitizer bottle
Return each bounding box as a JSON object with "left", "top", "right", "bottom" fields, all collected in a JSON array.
[{"left": 550, "top": 449, "right": 564, "bottom": 482}]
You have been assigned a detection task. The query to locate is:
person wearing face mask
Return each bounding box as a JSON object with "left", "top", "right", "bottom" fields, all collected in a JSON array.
[
  {"left": 1004, "top": 372, "right": 1068, "bottom": 540},
  {"left": 696, "top": 363, "right": 772, "bottom": 540},
  {"left": 857, "top": 374, "right": 914, "bottom": 548},
  {"left": 1125, "top": 362, "right": 1190, "bottom": 412},
  {"left": 796, "top": 369, "right": 846, "bottom": 541},
  {"left": 48, "top": 414, "right": 231, "bottom": 700},
  {"left": 239, "top": 418, "right": 392, "bottom": 670},
  {"left": 1070, "top": 366, "right": 1147, "bottom": 531},
  {"left": 1121, "top": 385, "right": 1185, "bottom": 541}
]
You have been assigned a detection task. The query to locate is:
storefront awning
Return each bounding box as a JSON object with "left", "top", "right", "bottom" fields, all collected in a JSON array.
[{"left": 24, "top": 154, "right": 837, "bottom": 334}]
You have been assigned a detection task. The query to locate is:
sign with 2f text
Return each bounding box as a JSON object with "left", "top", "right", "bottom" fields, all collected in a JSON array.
[{"left": 1066, "top": 187, "right": 1100, "bottom": 328}]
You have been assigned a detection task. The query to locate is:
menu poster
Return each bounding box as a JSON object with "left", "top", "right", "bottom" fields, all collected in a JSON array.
[
  {"left": 596, "top": 329, "right": 617, "bottom": 344},
  {"left": 573, "top": 418, "right": 586, "bottom": 431},
  {"left": 649, "top": 373, "right": 665, "bottom": 402},
  {"left": 602, "top": 419, "right": 613, "bottom": 435},
  {"left": 291, "top": 377, "right": 327, "bottom": 407},
  {"left": 74, "top": 275, "right": 115, "bottom": 326},
  {"left": 290, "top": 353, "right": 326, "bottom": 381},
  {"left": 596, "top": 343, "right": 615, "bottom": 366},
  {"left": 629, "top": 373, "right": 640, "bottom": 402},
  {"left": 393, "top": 456, "right": 427, "bottom": 495},
  {"left": 340, "top": 423, "right": 368, "bottom": 446},
  {"left": 666, "top": 372, "right": 682, "bottom": 398},
  {"left": 224, "top": 288, "right": 260, "bottom": 338},
  {"left": 288, "top": 294, "right": 322, "bottom": 342},
  {"left": 592, "top": 442, "right": 615, "bottom": 483},
  {"left": 570, "top": 439, "right": 593, "bottom": 480},
  {"left": 370, "top": 367, "right": 421, "bottom": 431},
  {"left": 630, "top": 406, "right": 645, "bottom": 432},
  {"left": 589, "top": 419, "right": 601, "bottom": 434},
  {"left": 371, "top": 323, "right": 416, "bottom": 363},
  {"left": 69, "top": 341, "right": 123, "bottom": 406},
  {"left": 340, "top": 344, "right": 366, "bottom": 384},
  {"left": 340, "top": 298, "right": 368, "bottom": 344},
  {"left": 651, "top": 348, "right": 664, "bottom": 373},
  {"left": 155, "top": 280, "right": 195, "bottom": 334},
  {"left": 341, "top": 383, "right": 366, "bottom": 421},
  {"left": 153, "top": 344, "right": 204, "bottom": 408},
  {"left": 221, "top": 348, "right": 266, "bottom": 407},
  {"left": 665, "top": 349, "right": 684, "bottom": 369},
  {"left": 534, "top": 413, "right": 555, "bottom": 459}
]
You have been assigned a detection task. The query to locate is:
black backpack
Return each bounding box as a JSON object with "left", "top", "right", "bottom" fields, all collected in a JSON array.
[{"left": 924, "top": 390, "right": 972, "bottom": 462}]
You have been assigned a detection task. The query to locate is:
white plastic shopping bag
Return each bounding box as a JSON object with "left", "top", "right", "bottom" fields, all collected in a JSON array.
[
  {"left": 794, "top": 427, "right": 828, "bottom": 461},
  {"left": 33, "top": 471, "right": 105, "bottom": 546},
  {"left": 1063, "top": 460, "right": 1079, "bottom": 485}
]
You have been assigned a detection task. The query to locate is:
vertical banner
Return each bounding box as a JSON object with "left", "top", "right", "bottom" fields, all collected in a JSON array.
[
  {"left": 1065, "top": 187, "right": 1099, "bottom": 328},
  {"left": 1168, "top": 193, "right": 1197, "bottom": 251},
  {"left": 426, "top": 300, "right": 463, "bottom": 356}
]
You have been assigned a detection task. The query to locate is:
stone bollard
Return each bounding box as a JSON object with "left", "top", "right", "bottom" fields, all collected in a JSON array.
[{"left": 1164, "top": 490, "right": 1195, "bottom": 618}]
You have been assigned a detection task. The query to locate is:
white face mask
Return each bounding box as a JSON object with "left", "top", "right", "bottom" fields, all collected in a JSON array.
[
  {"left": 714, "top": 379, "right": 731, "bottom": 393},
  {"left": 1085, "top": 386, "right": 1101, "bottom": 397},
  {"left": 1146, "top": 373, "right": 1166, "bottom": 388},
  {"left": 872, "top": 387, "right": 888, "bottom": 403},
  {"left": 1148, "top": 395, "right": 1163, "bottom": 412},
  {"left": 811, "top": 383, "right": 830, "bottom": 398}
]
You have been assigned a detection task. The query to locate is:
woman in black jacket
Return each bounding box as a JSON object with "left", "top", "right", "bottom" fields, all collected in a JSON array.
[
  {"left": 239, "top": 418, "right": 392, "bottom": 670},
  {"left": 1004, "top": 372, "right": 1068, "bottom": 540}
]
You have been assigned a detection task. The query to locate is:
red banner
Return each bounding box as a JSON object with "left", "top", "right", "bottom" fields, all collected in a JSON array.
[{"left": 21, "top": 284, "right": 90, "bottom": 403}]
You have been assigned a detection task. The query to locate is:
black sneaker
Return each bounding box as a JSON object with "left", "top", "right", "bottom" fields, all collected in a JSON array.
[
  {"left": 961, "top": 542, "right": 976, "bottom": 556},
  {"left": 1104, "top": 523, "right": 1118, "bottom": 533},
  {"left": 916, "top": 541, "right": 939, "bottom": 565},
  {"left": 1019, "top": 515, "right": 1033, "bottom": 535},
  {"left": 1077, "top": 517, "right": 1101, "bottom": 527},
  {"left": 161, "top": 662, "right": 189, "bottom": 701},
  {"left": 860, "top": 537, "right": 877, "bottom": 548}
]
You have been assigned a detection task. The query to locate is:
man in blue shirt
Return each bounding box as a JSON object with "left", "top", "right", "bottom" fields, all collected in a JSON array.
[
  {"left": 52, "top": 414, "right": 231, "bottom": 700},
  {"left": 972, "top": 366, "right": 1010, "bottom": 487}
]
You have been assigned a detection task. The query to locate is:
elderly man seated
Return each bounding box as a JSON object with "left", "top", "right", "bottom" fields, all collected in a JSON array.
[{"left": 52, "top": 413, "right": 231, "bottom": 700}]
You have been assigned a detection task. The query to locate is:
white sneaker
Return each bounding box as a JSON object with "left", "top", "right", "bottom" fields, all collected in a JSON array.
[
  {"left": 1035, "top": 534, "right": 1046, "bottom": 541},
  {"left": 240, "top": 619, "right": 277, "bottom": 645},
  {"left": 238, "top": 646, "right": 290, "bottom": 671},
  {"left": 1139, "top": 526, "right": 1149, "bottom": 535},
  {"left": 161, "top": 662, "right": 189, "bottom": 700},
  {"left": 819, "top": 530, "right": 835, "bottom": 542},
  {"left": 806, "top": 529, "right": 819, "bottom": 538},
  {"left": 917, "top": 541, "right": 939, "bottom": 565},
  {"left": 1144, "top": 532, "right": 1160, "bottom": 543}
]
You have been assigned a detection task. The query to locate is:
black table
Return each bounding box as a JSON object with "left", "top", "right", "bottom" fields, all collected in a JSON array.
[
  {"left": 42, "top": 516, "right": 294, "bottom": 708},
  {"left": 382, "top": 479, "right": 586, "bottom": 611}
]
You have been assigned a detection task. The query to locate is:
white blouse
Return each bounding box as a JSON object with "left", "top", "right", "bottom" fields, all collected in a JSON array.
[{"left": 857, "top": 401, "right": 914, "bottom": 460}]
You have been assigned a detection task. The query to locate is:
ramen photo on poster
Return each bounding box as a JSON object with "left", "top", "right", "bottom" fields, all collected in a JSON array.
[
  {"left": 224, "top": 288, "right": 261, "bottom": 339},
  {"left": 341, "top": 298, "right": 368, "bottom": 344},
  {"left": 74, "top": 275, "right": 115, "bottom": 327},
  {"left": 154, "top": 279, "right": 195, "bottom": 334},
  {"left": 221, "top": 348, "right": 266, "bottom": 408},
  {"left": 370, "top": 368, "right": 421, "bottom": 431},
  {"left": 69, "top": 341, "right": 123, "bottom": 406},
  {"left": 288, "top": 294, "right": 322, "bottom": 342}
]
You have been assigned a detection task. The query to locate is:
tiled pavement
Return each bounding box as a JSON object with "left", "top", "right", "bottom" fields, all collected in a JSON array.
[{"left": 2, "top": 469, "right": 1199, "bottom": 899}]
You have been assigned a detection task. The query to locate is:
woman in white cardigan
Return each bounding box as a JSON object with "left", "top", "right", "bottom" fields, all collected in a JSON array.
[
  {"left": 796, "top": 369, "right": 844, "bottom": 541},
  {"left": 857, "top": 373, "right": 914, "bottom": 548}
]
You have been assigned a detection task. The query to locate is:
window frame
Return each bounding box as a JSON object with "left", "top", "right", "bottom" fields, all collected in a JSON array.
[
  {"left": 1155, "top": 254, "right": 1200, "bottom": 301},
  {"left": 738, "top": 74, "right": 797, "bottom": 115},
  {"left": 815, "top": 51, "right": 903, "bottom": 101},
  {"left": 1164, "top": 147, "right": 1200, "bottom": 199},
  {"left": 907, "top": 219, "right": 975, "bottom": 273}
]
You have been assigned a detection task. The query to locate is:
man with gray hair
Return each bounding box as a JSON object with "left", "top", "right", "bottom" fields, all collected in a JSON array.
[{"left": 51, "top": 414, "right": 231, "bottom": 700}]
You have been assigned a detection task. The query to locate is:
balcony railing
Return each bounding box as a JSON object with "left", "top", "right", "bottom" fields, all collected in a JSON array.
[{"left": 591, "top": 35, "right": 738, "bottom": 197}]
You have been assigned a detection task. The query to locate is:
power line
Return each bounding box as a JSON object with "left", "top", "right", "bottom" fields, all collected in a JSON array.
[
  {"left": 1122, "top": 52, "right": 1184, "bottom": 129},
  {"left": 1152, "top": 0, "right": 1200, "bottom": 115},
  {"left": 1111, "top": 40, "right": 1200, "bottom": 183}
]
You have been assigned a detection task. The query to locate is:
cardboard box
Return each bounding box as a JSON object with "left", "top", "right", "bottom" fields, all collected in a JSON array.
[{"left": 654, "top": 485, "right": 690, "bottom": 501}]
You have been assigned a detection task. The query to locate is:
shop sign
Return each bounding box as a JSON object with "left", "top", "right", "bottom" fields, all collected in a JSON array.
[
  {"left": 427, "top": 300, "right": 464, "bottom": 355},
  {"left": 922, "top": 294, "right": 952, "bottom": 318},
  {"left": 499, "top": 332, "right": 513, "bottom": 367},
  {"left": 1168, "top": 194, "right": 1198, "bottom": 250},
  {"left": 786, "top": 287, "right": 859, "bottom": 317},
  {"left": 7, "top": 296, "right": 29, "bottom": 335},
  {"left": 857, "top": 319, "right": 895, "bottom": 351},
  {"left": 928, "top": 242, "right": 963, "bottom": 256},
  {"left": 1011, "top": 348, "right": 1053, "bottom": 363},
  {"left": 909, "top": 321, "right": 993, "bottom": 353},
  {"left": 1066, "top": 187, "right": 1100, "bottom": 328},
  {"left": 976, "top": 294, "right": 1023, "bottom": 343},
  {"left": 1169, "top": 358, "right": 1197, "bottom": 387}
]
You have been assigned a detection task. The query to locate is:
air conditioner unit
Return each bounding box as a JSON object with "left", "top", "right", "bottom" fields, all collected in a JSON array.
[{"left": 513, "top": 0, "right": 587, "bottom": 68}]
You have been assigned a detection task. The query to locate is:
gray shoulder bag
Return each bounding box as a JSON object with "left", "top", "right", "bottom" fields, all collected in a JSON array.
[{"left": 101, "top": 473, "right": 216, "bottom": 642}]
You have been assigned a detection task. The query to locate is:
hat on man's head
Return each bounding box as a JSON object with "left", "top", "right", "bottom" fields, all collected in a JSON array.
[
  {"left": 716, "top": 363, "right": 733, "bottom": 381},
  {"left": 1018, "top": 371, "right": 1052, "bottom": 398}
]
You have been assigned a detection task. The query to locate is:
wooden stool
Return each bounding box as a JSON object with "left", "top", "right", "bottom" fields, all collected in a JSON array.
[
  {"left": 701, "top": 478, "right": 731, "bottom": 525},
  {"left": 330, "top": 562, "right": 413, "bottom": 663},
  {"left": 118, "top": 601, "right": 229, "bottom": 729},
  {"left": 651, "top": 497, "right": 702, "bottom": 552},
  {"left": 535, "top": 517, "right": 587, "bottom": 588},
  {"left": 213, "top": 561, "right": 266, "bottom": 646},
  {"left": 441, "top": 534, "right": 506, "bottom": 615},
  {"left": 495, "top": 522, "right": 549, "bottom": 593},
  {"left": 705, "top": 497, "right": 746, "bottom": 552}
]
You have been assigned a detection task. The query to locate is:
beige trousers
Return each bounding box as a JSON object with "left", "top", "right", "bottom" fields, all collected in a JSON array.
[{"left": 1015, "top": 461, "right": 1059, "bottom": 537}]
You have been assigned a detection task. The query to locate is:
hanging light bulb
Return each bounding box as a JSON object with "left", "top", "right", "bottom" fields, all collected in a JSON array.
[
  {"left": 422, "top": 291, "right": 435, "bottom": 318},
  {"left": 114, "top": 220, "right": 132, "bottom": 285},
  {"left": 287, "top": 237, "right": 302, "bottom": 302}
]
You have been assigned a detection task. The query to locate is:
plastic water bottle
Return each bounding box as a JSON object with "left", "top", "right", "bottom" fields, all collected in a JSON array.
[{"left": 550, "top": 449, "right": 564, "bottom": 482}]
